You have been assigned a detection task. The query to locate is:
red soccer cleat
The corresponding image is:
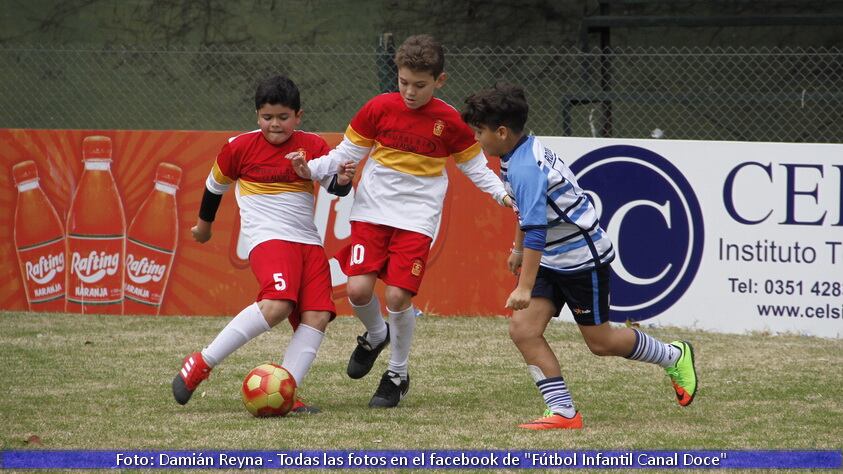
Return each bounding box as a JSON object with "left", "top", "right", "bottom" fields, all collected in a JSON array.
[
  {"left": 290, "top": 396, "right": 321, "bottom": 414},
  {"left": 172, "top": 352, "right": 211, "bottom": 405}
]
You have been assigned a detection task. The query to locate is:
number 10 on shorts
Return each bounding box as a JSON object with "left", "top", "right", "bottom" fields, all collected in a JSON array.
[{"left": 350, "top": 244, "right": 365, "bottom": 265}]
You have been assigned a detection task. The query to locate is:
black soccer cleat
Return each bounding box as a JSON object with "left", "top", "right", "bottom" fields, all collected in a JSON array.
[
  {"left": 368, "top": 370, "right": 409, "bottom": 408},
  {"left": 346, "top": 325, "right": 390, "bottom": 379}
]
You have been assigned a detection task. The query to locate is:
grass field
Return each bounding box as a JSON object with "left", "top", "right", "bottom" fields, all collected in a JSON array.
[{"left": 1, "top": 310, "right": 841, "bottom": 471}]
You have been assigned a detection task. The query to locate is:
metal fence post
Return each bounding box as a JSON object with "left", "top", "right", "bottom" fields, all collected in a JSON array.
[{"left": 377, "top": 33, "right": 397, "bottom": 94}]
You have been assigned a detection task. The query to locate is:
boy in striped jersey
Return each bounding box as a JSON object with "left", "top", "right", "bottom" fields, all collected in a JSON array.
[
  {"left": 171, "top": 75, "right": 356, "bottom": 413},
  {"left": 289, "top": 35, "right": 510, "bottom": 408},
  {"left": 462, "top": 83, "right": 697, "bottom": 430}
]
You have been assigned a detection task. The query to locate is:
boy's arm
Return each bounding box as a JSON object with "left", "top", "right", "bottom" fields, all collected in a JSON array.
[
  {"left": 290, "top": 136, "right": 371, "bottom": 181},
  {"left": 508, "top": 225, "right": 524, "bottom": 275},
  {"left": 506, "top": 225, "right": 546, "bottom": 310},
  {"left": 506, "top": 247, "right": 542, "bottom": 310},
  {"left": 193, "top": 151, "right": 235, "bottom": 243},
  {"left": 318, "top": 160, "right": 357, "bottom": 197},
  {"left": 454, "top": 150, "right": 510, "bottom": 206},
  {"left": 293, "top": 101, "right": 376, "bottom": 181},
  {"left": 504, "top": 161, "right": 549, "bottom": 310},
  {"left": 311, "top": 139, "right": 357, "bottom": 197},
  {"left": 506, "top": 227, "right": 546, "bottom": 310},
  {"left": 192, "top": 189, "right": 221, "bottom": 243}
]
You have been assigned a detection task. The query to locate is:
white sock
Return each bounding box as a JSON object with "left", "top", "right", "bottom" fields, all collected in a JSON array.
[
  {"left": 386, "top": 305, "right": 416, "bottom": 378},
  {"left": 201, "top": 303, "right": 270, "bottom": 367},
  {"left": 281, "top": 324, "right": 324, "bottom": 386},
  {"left": 527, "top": 365, "right": 546, "bottom": 383},
  {"left": 351, "top": 295, "right": 387, "bottom": 346}
]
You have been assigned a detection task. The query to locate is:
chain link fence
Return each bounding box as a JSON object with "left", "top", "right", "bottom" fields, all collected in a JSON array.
[{"left": 0, "top": 44, "right": 840, "bottom": 142}]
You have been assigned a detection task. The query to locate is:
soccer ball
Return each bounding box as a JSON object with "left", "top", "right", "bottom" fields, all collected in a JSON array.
[{"left": 241, "top": 363, "right": 296, "bottom": 417}]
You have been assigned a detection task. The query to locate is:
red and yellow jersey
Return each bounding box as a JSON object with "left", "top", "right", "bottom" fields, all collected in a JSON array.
[
  {"left": 307, "top": 92, "right": 506, "bottom": 238},
  {"left": 205, "top": 130, "right": 331, "bottom": 251},
  {"left": 348, "top": 92, "right": 482, "bottom": 176}
]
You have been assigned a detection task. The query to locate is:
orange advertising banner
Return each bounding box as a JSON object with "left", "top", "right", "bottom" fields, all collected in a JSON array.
[{"left": 1, "top": 129, "right": 515, "bottom": 317}]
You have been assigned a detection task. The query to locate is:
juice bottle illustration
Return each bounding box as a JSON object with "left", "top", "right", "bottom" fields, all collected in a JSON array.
[
  {"left": 13, "top": 160, "right": 66, "bottom": 312},
  {"left": 124, "top": 163, "right": 181, "bottom": 315},
  {"left": 65, "top": 136, "right": 126, "bottom": 314}
]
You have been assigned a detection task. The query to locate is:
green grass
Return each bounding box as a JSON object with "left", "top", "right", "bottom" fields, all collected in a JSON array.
[{"left": 1, "top": 311, "right": 841, "bottom": 470}]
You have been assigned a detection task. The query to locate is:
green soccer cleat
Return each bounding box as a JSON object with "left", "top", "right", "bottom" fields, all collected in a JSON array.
[{"left": 665, "top": 340, "right": 697, "bottom": 406}]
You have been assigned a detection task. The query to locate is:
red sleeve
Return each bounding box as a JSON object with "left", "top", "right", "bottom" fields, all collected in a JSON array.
[
  {"left": 212, "top": 140, "right": 240, "bottom": 183},
  {"left": 448, "top": 117, "right": 477, "bottom": 154},
  {"left": 348, "top": 96, "right": 380, "bottom": 140},
  {"left": 446, "top": 110, "right": 482, "bottom": 163},
  {"left": 315, "top": 135, "right": 331, "bottom": 158},
  {"left": 302, "top": 134, "right": 331, "bottom": 162}
]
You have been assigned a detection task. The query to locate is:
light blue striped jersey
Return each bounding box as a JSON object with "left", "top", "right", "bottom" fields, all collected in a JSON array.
[{"left": 502, "top": 135, "right": 615, "bottom": 274}]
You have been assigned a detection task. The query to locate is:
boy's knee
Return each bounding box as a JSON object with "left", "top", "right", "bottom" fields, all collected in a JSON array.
[
  {"left": 509, "top": 320, "right": 537, "bottom": 346},
  {"left": 384, "top": 286, "right": 412, "bottom": 312},
  {"left": 258, "top": 299, "right": 293, "bottom": 327},
  {"left": 300, "top": 311, "right": 332, "bottom": 332},
  {"left": 584, "top": 339, "right": 614, "bottom": 357},
  {"left": 346, "top": 280, "right": 374, "bottom": 306},
  {"left": 508, "top": 324, "right": 523, "bottom": 344}
]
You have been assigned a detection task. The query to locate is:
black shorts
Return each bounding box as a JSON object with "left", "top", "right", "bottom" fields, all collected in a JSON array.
[{"left": 531, "top": 264, "right": 611, "bottom": 326}]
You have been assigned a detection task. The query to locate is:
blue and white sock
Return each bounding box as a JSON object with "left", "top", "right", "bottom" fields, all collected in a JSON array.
[
  {"left": 626, "top": 329, "right": 681, "bottom": 368},
  {"left": 537, "top": 376, "right": 576, "bottom": 418}
]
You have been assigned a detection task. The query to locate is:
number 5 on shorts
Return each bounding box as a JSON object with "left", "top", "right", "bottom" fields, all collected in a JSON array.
[
  {"left": 350, "top": 244, "right": 365, "bottom": 265},
  {"left": 273, "top": 272, "right": 286, "bottom": 291}
]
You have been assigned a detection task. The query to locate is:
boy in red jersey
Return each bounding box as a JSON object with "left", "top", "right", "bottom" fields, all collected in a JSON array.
[
  {"left": 290, "top": 35, "right": 511, "bottom": 408},
  {"left": 172, "top": 75, "right": 356, "bottom": 413}
]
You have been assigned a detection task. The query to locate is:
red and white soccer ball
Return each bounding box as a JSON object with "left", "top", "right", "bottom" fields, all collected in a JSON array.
[{"left": 241, "top": 363, "right": 296, "bottom": 417}]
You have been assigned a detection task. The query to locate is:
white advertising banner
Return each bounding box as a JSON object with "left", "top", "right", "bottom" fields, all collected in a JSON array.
[{"left": 539, "top": 137, "right": 842, "bottom": 338}]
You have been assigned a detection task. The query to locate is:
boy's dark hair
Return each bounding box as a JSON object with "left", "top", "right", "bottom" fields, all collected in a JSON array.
[
  {"left": 461, "top": 83, "right": 529, "bottom": 134},
  {"left": 254, "top": 75, "right": 301, "bottom": 111},
  {"left": 394, "top": 34, "right": 445, "bottom": 78}
]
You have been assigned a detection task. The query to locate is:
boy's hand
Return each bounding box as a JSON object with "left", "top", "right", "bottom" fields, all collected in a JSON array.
[
  {"left": 285, "top": 151, "right": 312, "bottom": 179},
  {"left": 507, "top": 251, "right": 523, "bottom": 275},
  {"left": 505, "top": 287, "right": 532, "bottom": 311},
  {"left": 191, "top": 219, "right": 212, "bottom": 243},
  {"left": 336, "top": 160, "right": 357, "bottom": 186},
  {"left": 502, "top": 195, "right": 513, "bottom": 208}
]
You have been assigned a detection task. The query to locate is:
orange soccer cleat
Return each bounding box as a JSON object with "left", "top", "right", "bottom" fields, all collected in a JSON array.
[{"left": 518, "top": 410, "right": 583, "bottom": 430}]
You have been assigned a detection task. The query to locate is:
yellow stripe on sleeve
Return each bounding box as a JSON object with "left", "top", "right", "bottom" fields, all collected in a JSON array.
[
  {"left": 345, "top": 125, "right": 375, "bottom": 148},
  {"left": 370, "top": 144, "right": 447, "bottom": 177},
  {"left": 238, "top": 180, "right": 314, "bottom": 196},
  {"left": 211, "top": 162, "right": 234, "bottom": 185},
  {"left": 451, "top": 142, "right": 483, "bottom": 164}
]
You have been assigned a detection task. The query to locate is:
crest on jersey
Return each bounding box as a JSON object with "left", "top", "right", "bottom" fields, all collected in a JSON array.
[
  {"left": 296, "top": 148, "right": 307, "bottom": 160},
  {"left": 433, "top": 120, "right": 445, "bottom": 137},
  {"left": 411, "top": 259, "right": 424, "bottom": 276}
]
